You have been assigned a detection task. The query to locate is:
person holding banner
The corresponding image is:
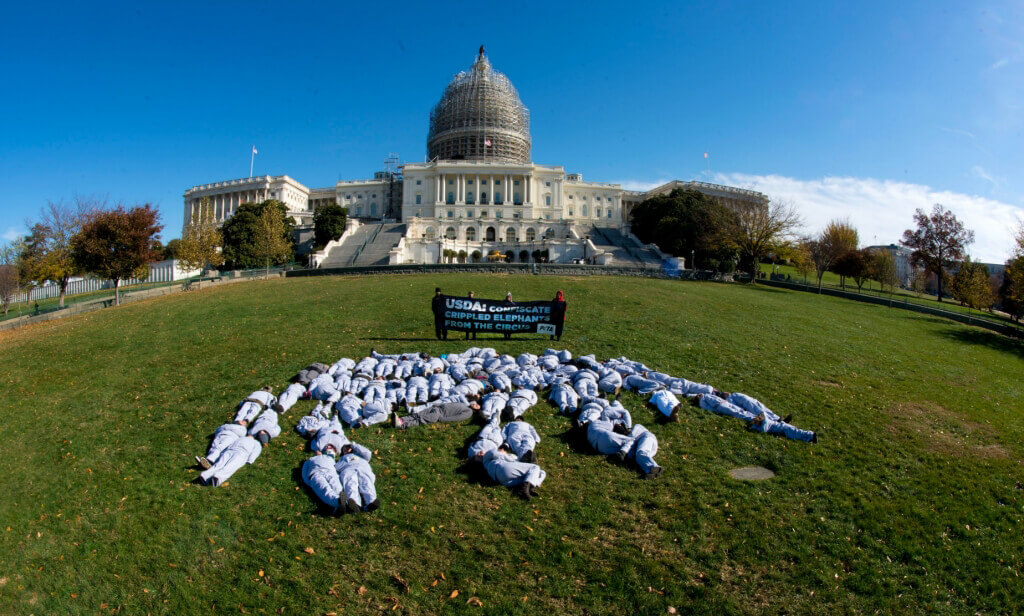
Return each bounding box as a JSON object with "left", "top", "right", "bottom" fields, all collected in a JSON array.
[
  {"left": 465, "top": 291, "right": 478, "bottom": 340},
  {"left": 551, "top": 290, "right": 566, "bottom": 341},
  {"left": 502, "top": 292, "right": 515, "bottom": 339},
  {"left": 432, "top": 287, "right": 447, "bottom": 340}
]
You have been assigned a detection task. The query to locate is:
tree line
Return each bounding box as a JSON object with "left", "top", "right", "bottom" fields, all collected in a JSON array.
[
  {"left": 0, "top": 198, "right": 163, "bottom": 313},
  {"left": 630, "top": 191, "right": 1024, "bottom": 321},
  {"left": 0, "top": 197, "right": 349, "bottom": 316}
]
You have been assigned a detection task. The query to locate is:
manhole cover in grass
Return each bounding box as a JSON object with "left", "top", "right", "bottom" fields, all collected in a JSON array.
[{"left": 729, "top": 466, "right": 776, "bottom": 480}]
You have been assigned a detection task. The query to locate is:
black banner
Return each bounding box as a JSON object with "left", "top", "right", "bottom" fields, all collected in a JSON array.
[{"left": 433, "top": 295, "right": 565, "bottom": 336}]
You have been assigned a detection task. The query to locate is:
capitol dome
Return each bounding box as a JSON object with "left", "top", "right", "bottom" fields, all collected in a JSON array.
[{"left": 427, "top": 47, "right": 531, "bottom": 164}]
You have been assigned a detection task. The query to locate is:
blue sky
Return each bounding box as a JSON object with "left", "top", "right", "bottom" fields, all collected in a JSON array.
[{"left": 2, "top": 1, "right": 1022, "bottom": 261}]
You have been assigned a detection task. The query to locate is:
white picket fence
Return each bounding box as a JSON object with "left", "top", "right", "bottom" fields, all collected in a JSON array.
[{"left": 15, "top": 259, "right": 202, "bottom": 302}]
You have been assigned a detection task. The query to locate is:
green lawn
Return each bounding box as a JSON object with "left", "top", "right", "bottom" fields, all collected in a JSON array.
[
  {"left": 759, "top": 262, "right": 1022, "bottom": 331},
  {"left": 1, "top": 274, "right": 1022, "bottom": 614}
]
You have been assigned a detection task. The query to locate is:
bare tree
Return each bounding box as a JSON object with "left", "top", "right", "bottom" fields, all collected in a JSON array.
[
  {"left": 0, "top": 242, "right": 21, "bottom": 316},
  {"left": 21, "top": 198, "right": 99, "bottom": 308},
  {"left": 730, "top": 199, "right": 802, "bottom": 279},
  {"left": 900, "top": 204, "right": 974, "bottom": 303}
]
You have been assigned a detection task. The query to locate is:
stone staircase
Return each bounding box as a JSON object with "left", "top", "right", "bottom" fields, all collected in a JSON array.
[
  {"left": 588, "top": 227, "right": 662, "bottom": 266},
  {"left": 318, "top": 222, "right": 407, "bottom": 268}
]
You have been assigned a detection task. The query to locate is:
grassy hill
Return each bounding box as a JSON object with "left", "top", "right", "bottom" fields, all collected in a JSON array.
[{"left": 1, "top": 274, "right": 1022, "bottom": 615}]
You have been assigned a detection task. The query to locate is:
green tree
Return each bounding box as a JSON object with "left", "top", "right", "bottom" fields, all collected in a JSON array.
[
  {"left": 832, "top": 248, "right": 872, "bottom": 291},
  {"left": 1000, "top": 225, "right": 1024, "bottom": 322},
  {"left": 254, "top": 204, "right": 293, "bottom": 278},
  {"left": 901, "top": 204, "right": 974, "bottom": 302},
  {"left": 21, "top": 199, "right": 96, "bottom": 308},
  {"left": 950, "top": 258, "right": 993, "bottom": 311},
  {"left": 630, "top": 188, "right": 740, "bottom": 267},
  {"left": 162, "top": 238, "right": 182, "bottom": 260},
  {"left": 177, "top": 197, "right": 224, "bottom": 274},
  {"left": 71, "top": 205, "right": 163, "bottom": 306},
  {"left": 869, "top": 248, "right": 900, "bottom": 294},
  {"left": 313, "top": 203, "right": 348, "bottom": 249},
  {"left": 221, "top": 200, "right": 295, "bottom": 270}
]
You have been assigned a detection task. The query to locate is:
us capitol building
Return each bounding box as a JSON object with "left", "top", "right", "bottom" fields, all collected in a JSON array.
[{"left": 183, "top": 48, "right": 767, "bottom": 267}]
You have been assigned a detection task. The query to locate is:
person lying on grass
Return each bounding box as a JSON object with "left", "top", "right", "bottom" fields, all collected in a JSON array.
[{"left": 474, "top": 445, "right": 546, "bottom": 500}]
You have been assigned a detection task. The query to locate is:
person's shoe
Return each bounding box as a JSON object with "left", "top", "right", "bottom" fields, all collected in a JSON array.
[
  {"left": 782, "top": 413, "right": 793, "bottom": 424},
  {"left": 515, "top": 484, "right": 533, "bottom": 500},
  {"left": 523, "top": 450, "right": 536, "bottom": 463},
  {"left": 196, "top": 456, "right": 212, "bottom": 470},
  {"left": 610, "top": 451, "right": 627, "bottom": 464},
  {"left": 365, "top": 498, "right": 381, "bottom": 512},
  {"left": 526, "top": 483, "right": 540, "bottom": 497},
  {"left": 613, "top": 423, "right": 629, "bottom": 435},
  {"left": 668, "top": 406, "right": 680, "bottom": 422},
  {"left": 811, "top": 432, "right": 818, "bottom": 444},
  {"left": 272, "top": 403, "right": 284, "bottom": 413},
  {"left": 346, "top": 498, "right": 361, "bottom": 514},
  {"left": 352, "top": 420, "right": 363, "bottom": 430},
  {"left": 644, "top": 466, "right": 663, "bottom": 480}
]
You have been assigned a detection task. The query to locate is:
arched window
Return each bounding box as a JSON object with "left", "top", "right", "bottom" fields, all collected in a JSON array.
[
  {"left": 465, "top": 227, "right": 477, "bottom": 241},
  {"left": 544, "top": 228, "right": 555, "bottom": 239},
  {"left": 480, "top": 192, "right": 488, "bottom": 204},
  {"left": 525, "top": 227, "right": 536, "bottom": 242},
  {"left": 505, "top": 227, "right": 516, "bottom": 242},
  {"left": 424, "top": 227, "right": 436, "bottom": 240},
  {"left": 485, "top": 227, "right": 496, "bottom": 241},
  {"left": 445, "top": 226, "right": 457, "bottom": 239}
]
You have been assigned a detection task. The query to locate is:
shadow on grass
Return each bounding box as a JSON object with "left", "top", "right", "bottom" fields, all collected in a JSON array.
[
  {"left": 365, "top": 337, "right": 442, "bottom": 342},
  {"left": 453, "top": 430, "right": 491, "bottom": 484},
  {"left": 938, "top": 328, "right": 1024, "bottom": 358},
  {"left": 291, "top": 464, "right": 339, "bottom": 517}
]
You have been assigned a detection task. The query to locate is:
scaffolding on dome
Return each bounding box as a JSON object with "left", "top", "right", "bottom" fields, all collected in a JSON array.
[{"left": 427, "top": 48, "right": 531, "bottom": 164}]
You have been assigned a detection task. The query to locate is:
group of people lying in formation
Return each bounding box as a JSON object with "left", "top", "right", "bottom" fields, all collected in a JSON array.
[{"left": 194, "top": 347, "right": 817, "bottom": 514}]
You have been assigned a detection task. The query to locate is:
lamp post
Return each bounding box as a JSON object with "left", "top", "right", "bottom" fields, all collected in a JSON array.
[{"left": 691, "top": 249, "right": 695, "bottom": 271}]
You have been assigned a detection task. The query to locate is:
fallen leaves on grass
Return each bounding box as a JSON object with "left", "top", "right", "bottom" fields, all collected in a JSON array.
[
  {"left": 466, "top": 597, "right": 483, "bottom": 606},
  {"left": 304, "top": 547, "right": 315, "bottom": 554},
  {"left": 449, "top": 590, "right": 459, "bottom": 599},
  {"left": 357, "top": 585, "right": 367, "bottom": 595}
]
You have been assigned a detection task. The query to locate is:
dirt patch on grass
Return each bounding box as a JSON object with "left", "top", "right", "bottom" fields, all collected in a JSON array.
[
  {"left": 891, "top": 402, "right": 1008, "bottom": 459},
  {"left": 814, "top": 379, "right": 843, "bottom": 388}
]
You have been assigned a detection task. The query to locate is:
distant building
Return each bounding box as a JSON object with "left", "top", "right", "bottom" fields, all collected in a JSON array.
[
  {"left": 183, "top": 48, "right": 768, "bottom": 265},
  {"left": 867, "top": 244, "right": 915, "bottom": 287}
]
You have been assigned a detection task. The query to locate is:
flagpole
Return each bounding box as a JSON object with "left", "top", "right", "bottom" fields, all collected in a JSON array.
[
  {"left": 249, "top": 146, "right": 256, "bottom": 178},
  {"left": 705, "top": 149, "right": 711, "bottom": 181}
]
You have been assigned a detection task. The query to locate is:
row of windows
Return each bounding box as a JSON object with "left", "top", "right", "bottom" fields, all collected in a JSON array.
[
  {"left": 423, "top": 226, "right": 557, "bottom": 242},
  {"left": 343, "top": 193, "right": 378, "bottom": 200}
]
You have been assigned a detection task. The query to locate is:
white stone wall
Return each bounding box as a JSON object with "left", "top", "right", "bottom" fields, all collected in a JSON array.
[
  {"left": 400, "top": 161, "right": 623, "bottom": 227},
  {"left": 183, "top": 175, "right": 310, "bottom": 228},
  {"left": 337, "top": 179, "right": 389, "bottom": 218}
]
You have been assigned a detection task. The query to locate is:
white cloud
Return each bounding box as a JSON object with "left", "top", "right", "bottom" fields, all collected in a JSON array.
[
  {"left": 717, "top": 173, "right": 1024, "bottom": 263},
  {"left": 2, "top": 227, "right": 21, "bottom": 242},
  {"left": 970, "top": 165, "right": 999, "bottom": 189},
  {"left": 988, "top": 57, "right": 1010, "bottom": 71}
]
